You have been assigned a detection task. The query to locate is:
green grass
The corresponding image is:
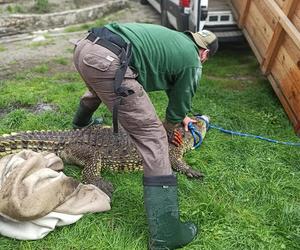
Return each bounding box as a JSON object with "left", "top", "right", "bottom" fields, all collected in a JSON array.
[
  {"left": 33, "top": 0, "right": 50, "bottom": 14},
  {"left": 0, "top": 45, "right": 6, "bottom": 52},
  {"left": 32, "top": 64, "right": 49, "bottom": 73},
  {"left": 0, "top": 43, "right": 299, "bottom": 250},
  {"left": 53, "top": 56, "right": 69, "bottom": 65},
  {"left": 6, "top": 4, "right": 24, "bottom": 13}
]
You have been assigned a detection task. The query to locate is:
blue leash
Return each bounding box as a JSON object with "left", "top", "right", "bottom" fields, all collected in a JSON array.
[
  {"left": 188, "top": 122, "right": 203, "bottom": 149},
  {"left": 209, "top": 124, "right": 300, "bottom": 146},
  {"left": 188, "top": 115, "right": 300, "bottom": 148}
]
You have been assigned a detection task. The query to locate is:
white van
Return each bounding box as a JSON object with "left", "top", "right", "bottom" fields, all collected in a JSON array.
[{"left": 140, "top": 0, "right": 243, "bottom": 42}]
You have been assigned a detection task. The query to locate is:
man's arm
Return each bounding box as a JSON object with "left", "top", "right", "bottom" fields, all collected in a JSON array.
[{"left": 165, "top": 67, "right": 202, "bottom": 124}]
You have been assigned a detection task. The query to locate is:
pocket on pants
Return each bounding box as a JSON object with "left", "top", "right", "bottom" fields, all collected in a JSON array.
[
  {"left": 83, "top": 53, "right": 113, "bottom": 71},
  {"left": 119, "top": 83, "right": 160, "bottom": 129}
]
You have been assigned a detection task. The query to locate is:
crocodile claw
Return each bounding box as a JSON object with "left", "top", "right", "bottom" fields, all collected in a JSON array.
[
  {"left": 184, "top": 168, "right": 204, "bottom": 179},
  {"left": 91, "top": 178, "right": 114, "bottom": 198}
]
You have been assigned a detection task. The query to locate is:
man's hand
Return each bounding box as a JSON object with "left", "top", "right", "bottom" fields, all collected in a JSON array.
[{"left": 182, "top": 116, "right": 197, "bottom": 132}]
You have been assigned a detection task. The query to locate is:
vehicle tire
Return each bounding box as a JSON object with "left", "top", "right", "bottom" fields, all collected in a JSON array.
[{"left": 140, "top": 0, "right": 149, "bottom": 5}]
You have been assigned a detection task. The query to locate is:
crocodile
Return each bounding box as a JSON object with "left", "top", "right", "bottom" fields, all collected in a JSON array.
[{"left": 0, "top": 116, "right": 208, "bottom": 196}]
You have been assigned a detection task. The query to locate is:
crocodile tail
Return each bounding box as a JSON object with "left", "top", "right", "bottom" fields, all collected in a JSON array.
[{"left": 0, "top": 129, "right": 80, "bottom": 157}]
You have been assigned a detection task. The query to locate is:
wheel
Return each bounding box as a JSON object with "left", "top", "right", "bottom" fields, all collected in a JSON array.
[{"left": 140, "top": 0, "right": 149, "bottom": 5}]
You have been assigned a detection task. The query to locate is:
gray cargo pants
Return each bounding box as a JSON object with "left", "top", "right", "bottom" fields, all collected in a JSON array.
[{"left": 73, "top": 38, "right": 172, "bottom": 177}]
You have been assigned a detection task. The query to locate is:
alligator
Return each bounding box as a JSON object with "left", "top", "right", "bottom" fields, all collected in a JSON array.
[{"left": 0, "top": 116, "right": 208, "bottom": 196}]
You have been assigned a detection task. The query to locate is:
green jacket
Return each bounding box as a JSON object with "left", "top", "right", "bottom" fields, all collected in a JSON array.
[{"left": 106, "top": 23, "right": 202, "bottom": 123}]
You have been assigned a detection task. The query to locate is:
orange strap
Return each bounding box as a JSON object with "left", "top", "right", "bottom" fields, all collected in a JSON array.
[{"left": 171, "top": 130, "right": 183, "bottom": 147}]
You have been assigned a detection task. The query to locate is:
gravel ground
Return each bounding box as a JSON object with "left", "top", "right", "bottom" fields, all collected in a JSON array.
[
  {"left": 0, "top": 0, "right": 108, "bottom": 14},
  {"left": 0, "top": 1, "right": 160, "bottom": 79}
]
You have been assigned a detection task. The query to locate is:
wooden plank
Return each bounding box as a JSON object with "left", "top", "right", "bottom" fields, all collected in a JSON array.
[
  {"left": 250, "top": 33, "right": 300, "bottom": 130},
  {"left": 282, "top": 35, "right": 300, "bottom": 67},
  {"left": 238, "top": 0, "right": 251, "bottom": 28},
  {"left": 230, "top": 0, "right": 300, "bottom": 134},
  {"left": 271, "top": 43, "right": 300, "bottom": 90},
  {"left": 267, "top": 74, "right": 300, "bottom": 135},
  {"left": 271, "top": 46, "right": 300, "bottom": 116},
  {"left": 292, "top": 14, "right": 300, "bottom": 32},
  {"left": 296, "top": 1, "right": 300, "bottom": 14},
  {"left": 292, "top": 2, "right": 300, "bottom": 31},
  {"left": 230, "top": 0, "right": 246, "bottom": 19},
  {"left": 296, "top": 125, "right": 300, "bottom": 137},
  {"left": 244, "top": 2, "right": 273, "bottom": 57},
  {"left": 252, "top": 0, "right": 278, "bottom": 30},
  {"left": 252, "top": 1, "right": 275, "bottom": 43},
  {"left": 266, "top": 0, "right": 300, "bottom": 50},
  {"left": 261, "top": 0, "right": 298, "bottom": 74},
  {"left": 243, "top": 29, "right": 263, "bottom": 63},
  {"left": 274, "top": 0, "right": 287, "bottom": 9}
]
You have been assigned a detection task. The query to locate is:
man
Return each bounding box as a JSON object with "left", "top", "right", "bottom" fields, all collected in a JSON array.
[{"left": 72, "top": 23, "right": 218, "bottom": 249}]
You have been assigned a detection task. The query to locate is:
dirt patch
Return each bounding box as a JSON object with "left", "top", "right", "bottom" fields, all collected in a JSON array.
[
  {"left": 0, "top": 32, "right": 78, "bottom": 79},
  {"left": 0, "top": 102, "right": 59, "bottom": 117},
  {"left": 0, "top": 1, "right": 160, "bottom": 79},
  {"left": 0, "top": 0, "right": 107, "bottom": 14},
  {"left": 32, "top": 103, "right": 58, "bottom": 113}
]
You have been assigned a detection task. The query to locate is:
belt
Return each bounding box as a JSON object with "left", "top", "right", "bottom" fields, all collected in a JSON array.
[{"left": 86, "top": 32, "right": 123, "bottom": 56}]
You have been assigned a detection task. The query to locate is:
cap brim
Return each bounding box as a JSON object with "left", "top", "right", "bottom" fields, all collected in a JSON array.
[{"left": 185, "top": 31, "right": 208, "bottom": 49}]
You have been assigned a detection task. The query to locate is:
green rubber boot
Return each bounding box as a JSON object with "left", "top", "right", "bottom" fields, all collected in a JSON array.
[
  {"left": 72, "top": 101, "right": 103, "bottom": 129},
  {"left": 143, "top": 175, "right": 197, "bottom": 249}
]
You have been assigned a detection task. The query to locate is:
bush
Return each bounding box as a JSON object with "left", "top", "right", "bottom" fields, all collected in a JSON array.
[
  {"left": 34, "top": 0, "right": 50, "bottom": 13},
  {"left": 6, "top": 4, "right": 24, "bottom": 13}
]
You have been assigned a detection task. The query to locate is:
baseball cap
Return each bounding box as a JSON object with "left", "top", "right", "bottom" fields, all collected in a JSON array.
[{"left": 185, "top": 30, "right": 219, "bottom": 57}]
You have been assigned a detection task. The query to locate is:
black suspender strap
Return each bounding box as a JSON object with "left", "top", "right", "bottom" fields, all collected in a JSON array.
[
  {"left": 112, "top": 44, "right": 132, "bottom": 134},
  {"left": 87, "top": 31, "right": 133, "bottom": 134}
]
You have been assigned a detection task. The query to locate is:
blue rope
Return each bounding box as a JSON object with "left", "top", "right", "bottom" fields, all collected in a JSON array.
[
  {"left": 188, "top": 122, "right": 203, "bottom": 149},
  {"left": 209, "top": 123, "right": 300, "bottom": 147},
  {"left": 194, "top": 115, "right": 300, "bottom": 147}
]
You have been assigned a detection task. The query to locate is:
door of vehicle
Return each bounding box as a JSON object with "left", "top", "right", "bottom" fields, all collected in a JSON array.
[
  {"left": 163, "top": 0, "right": 196, "bottom": 31},
  {"left": 189, "top": 0, "right": 208, "bottom": 32},
  {"left": 163, "top": 0, "right": 180, "bottom": 29},
  {"left": 147, "top": 0, "right": 161, "bottom": 13}
]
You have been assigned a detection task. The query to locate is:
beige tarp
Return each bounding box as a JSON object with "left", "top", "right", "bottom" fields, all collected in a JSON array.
[{"left": 0, "top": 150, "right": 111, "bottom": 240}]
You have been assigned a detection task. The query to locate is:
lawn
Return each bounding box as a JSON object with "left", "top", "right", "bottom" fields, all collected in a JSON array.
[{"left": 0, "top": 42, "right": 299, "bottom": 250}]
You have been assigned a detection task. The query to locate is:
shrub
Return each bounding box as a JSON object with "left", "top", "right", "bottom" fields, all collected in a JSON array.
[
  {"left": 6, "top": 4, "right": 24, "bottom": 13},
  {"left": 34, "top": 0, "right": 50, "bottom": 13}
]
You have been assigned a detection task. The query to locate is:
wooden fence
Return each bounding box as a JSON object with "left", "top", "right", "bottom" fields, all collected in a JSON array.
[{"left": 231, "top": 0, "right": 300, "bottom": 135}]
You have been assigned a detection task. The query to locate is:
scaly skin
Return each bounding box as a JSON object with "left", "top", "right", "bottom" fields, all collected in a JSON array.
[{"left": 0, "top": 118, "right": 208, "bottom": 196}]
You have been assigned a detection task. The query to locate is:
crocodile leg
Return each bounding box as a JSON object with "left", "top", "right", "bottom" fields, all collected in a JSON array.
[
  {"left": 170, "top": 157, "right": 204, "bottom": 179},
  {"left": 82, "top": 162, "right": 114, "bottom": 198},
  {"left": 62, "top": 145, "right": 114, "bottom": 197}
]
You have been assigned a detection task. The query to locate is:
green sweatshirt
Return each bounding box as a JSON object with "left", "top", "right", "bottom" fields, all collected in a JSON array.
[{"left": 106, "top": 23, "right": 202, "bottom": 123}]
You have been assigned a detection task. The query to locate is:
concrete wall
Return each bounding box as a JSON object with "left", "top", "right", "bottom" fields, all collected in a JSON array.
[
  {"left": 0, "top": 0, "right": 17, "bottom": 3},
  {"left": 0, "top": 0, "right": 127, "bottom": 37}
]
